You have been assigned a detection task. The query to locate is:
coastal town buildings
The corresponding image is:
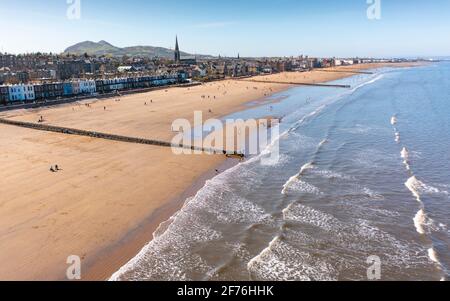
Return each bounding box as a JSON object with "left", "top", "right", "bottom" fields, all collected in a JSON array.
[
  {"left": 7, "top": 84, "right": 34, "bottom": 102},
  {"left": 8, "top": 85, "right": 23, "bottom": 102},
  {"left": 0, "top": 37, "right": 417, "bottom": 107},
  {"left": 0, "top": 85, "right": 10, "bottom": 105},
  {"left": 79, "top": 80, "right": 97, "bottom": 94},
  {"left": 0, "top": 73, "right": 186, "bottom": 105}
]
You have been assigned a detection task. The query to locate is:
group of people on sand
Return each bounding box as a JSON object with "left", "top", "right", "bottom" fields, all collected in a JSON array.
[
  {"left": 49, "top": 164, "right": 61, "bottom": 173},
  {"left": 223, "top": 151, "right": 245, "bottom": 161},
  {"left": 201, "top": 95, "right": 218, "bottom": 100}
]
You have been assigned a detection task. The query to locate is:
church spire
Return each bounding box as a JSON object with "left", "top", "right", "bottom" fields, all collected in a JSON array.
[{"left": 174, "top": 35, "right": 180, "bottom": 63}]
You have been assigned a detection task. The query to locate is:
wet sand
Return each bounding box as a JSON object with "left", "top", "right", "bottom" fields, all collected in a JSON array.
[{"left": 0, "top": 63, "right": 418, "bottom": 280}]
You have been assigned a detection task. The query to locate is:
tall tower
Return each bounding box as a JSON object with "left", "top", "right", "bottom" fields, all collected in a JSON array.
[{"left": 174, "top": 36, "right": 181, "bottom": 63}]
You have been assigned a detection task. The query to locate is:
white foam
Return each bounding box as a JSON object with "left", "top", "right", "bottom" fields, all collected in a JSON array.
[
  {"left": 428, "top": 248, "right": 440, "bottom": 264},
  {"left": 401, "top": 147, "right": 409, "bottom": 160},
  {"left": 247, "top": 236, "right": 280, "bottom": 270},
  {"left": 282, "top": 178, "right": 321, "bottom": 195},
  {"left": 281, "top": 162, "right": 315, "bottom": 195},
  {"left": 401, "top": 147, "right": 411, "bottom": 170},
  {"left": 413, "top": 209, "right": 427, "bottom": 235},
  {"left": 405, "top": 177, "right": 445, "bottom": 237},
  {"left": 405, "top": 176, "right": 443, "bottom": 199},
  {"left": 280, "top": 203, "right": 423, "bottom": 269},
  {"left": 391, "top": 116, "right": 398, "bottom": 126},
  {"left": 319, "top": 139, "right": 328, "bottom": 148},
  {"left": 282, "top": 203, "right": 339, "bottom": 231},
  {"left": 299, "top": 162, "right": 315, "bottom": 174},
  {"left": 361, "top": 187, "right": 385, "bottom": 200},
  {"left": 247, "top": 236, "right": 337, "bottom": 281},
  {"left": 350, "top": 74, "right": 385, "bottom": 92},
  {"left": 310, "top": 169, "right": 354, "bottom": 181},
  {"left": 427, "top": 248, "right": 446, "bottom": 278},
  {"left": 405, "top": 176, "right": 423, "bottom": 203}
]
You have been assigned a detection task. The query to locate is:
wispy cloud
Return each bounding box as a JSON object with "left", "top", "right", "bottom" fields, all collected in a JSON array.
[{"left": 191, "top": 21, "right": 238, "bottom": 29}]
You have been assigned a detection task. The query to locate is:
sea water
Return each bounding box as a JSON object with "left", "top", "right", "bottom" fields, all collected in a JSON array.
[{"left": 111, "top": 62, "right": 450, "bottom": 281}]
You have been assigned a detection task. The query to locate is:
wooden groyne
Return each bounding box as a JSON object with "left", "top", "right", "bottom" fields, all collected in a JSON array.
[
  {"left": 0, "top": 118, "right": 223, "bottom": 154},
  {"left": 237, "top": 79, "right": 351, "bottom": 88}
]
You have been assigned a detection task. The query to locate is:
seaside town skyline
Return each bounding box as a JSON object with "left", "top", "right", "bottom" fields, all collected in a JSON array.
[{"left": 0, "top": 34, "right": 421, "bottom": 105}]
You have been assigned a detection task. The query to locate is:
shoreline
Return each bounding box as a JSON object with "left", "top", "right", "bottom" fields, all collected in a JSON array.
[
  {"left": 82, "top": 158, "right": 239, "bottom": 281},
  {"left": 0, "top": 62, "right": 423, "bottom": 281}
]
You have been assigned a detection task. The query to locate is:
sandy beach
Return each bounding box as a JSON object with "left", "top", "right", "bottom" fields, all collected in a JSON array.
[{"left": 0, "top": 63, "right": 418, "bottom": 280}]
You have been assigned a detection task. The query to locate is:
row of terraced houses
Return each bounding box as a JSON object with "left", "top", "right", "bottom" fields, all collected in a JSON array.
[{"left": 0, "top": 73, "right": 187, "bottom": 105}]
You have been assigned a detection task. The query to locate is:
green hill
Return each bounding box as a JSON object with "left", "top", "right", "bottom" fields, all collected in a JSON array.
[{"left": 64, "top": 40, "right": 195, "bottom": 58}]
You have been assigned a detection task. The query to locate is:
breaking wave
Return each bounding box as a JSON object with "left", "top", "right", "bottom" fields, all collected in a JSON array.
[
  {"left": 393, "top": 115, "right": 446, "bottom": 273},
  {"left": 281, "top": 162, "right": 315, "bottom": 195}
]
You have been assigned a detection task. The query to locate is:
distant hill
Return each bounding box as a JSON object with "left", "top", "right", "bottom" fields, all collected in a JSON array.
[{"left": 63, "top": 40, "right": 200, "bottom": 58}]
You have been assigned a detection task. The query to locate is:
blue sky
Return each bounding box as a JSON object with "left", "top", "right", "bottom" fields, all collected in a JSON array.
[{"left": 1, "top": 0, "right": 450, "bottom": 57}]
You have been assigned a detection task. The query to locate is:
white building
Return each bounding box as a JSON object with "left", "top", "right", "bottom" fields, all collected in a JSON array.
[
  {"left": 193, "top": 66, "right": 207, "bottom": 77},
  {"left": 117, "top": 66, "right": 135, "bottom": 73},
  {"left": 72, "top": 81, "right": 80, "bottom": 95},
  {"left": 78, "top": 80, "right": 96, "bottom": 94}
]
